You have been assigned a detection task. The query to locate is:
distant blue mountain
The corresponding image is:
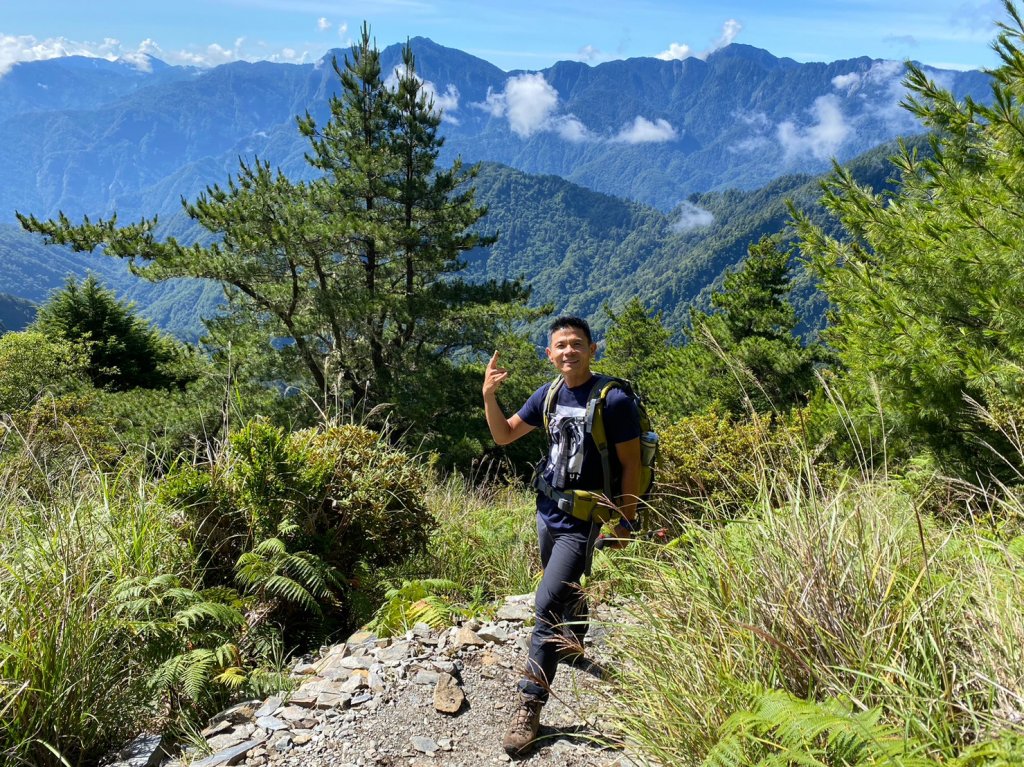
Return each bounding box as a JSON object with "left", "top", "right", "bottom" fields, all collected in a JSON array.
[{"left": 0, "top": 38, "right": 991, "bottom": 223}]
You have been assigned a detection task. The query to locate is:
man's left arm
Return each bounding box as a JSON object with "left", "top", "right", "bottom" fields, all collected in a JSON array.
[{"left": 612, "top": 437, "right": 641, "bottom": 540}]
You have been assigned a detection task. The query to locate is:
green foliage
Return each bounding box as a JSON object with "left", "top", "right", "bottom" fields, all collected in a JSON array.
[
  {"left": 0, "top": 460, "right": 194, "bottom": 767},
  {"left": 794, "top": 2, "right": 1024, "bottom": 478},
  {"left": 365, "top": 578, "right": 460, "bottom": 637},
  {"left": 159, "top": 419, "right": 433, "bottom": 635},
  {"left": 682, "top": 236, "right": 825, "bottom": 418},
  {"left": 703, "top": 689, "right": 934, "bottom": 767},
  {"left": 0, "top": 330, "right": 89, "bottom": 413},
  {"left": 32, "top": 275, "right": 194, "bottom": 391},
  {"left": 655, "top": 410, "right": 796, "bottom": 523}
]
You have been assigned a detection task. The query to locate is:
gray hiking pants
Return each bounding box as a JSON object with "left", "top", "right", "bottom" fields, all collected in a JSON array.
[{"left": 517, "top": 516, "right": 601, "bottom": 702}]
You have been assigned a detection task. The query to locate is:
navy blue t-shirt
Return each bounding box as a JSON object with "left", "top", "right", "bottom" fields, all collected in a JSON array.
[{"left": 517, "top": 375, "right": 640, "bottom": 532}]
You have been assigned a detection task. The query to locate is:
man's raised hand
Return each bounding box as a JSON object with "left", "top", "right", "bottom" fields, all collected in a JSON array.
[{"left": 482, "top": 351, "right": 509, "bottom": 397}]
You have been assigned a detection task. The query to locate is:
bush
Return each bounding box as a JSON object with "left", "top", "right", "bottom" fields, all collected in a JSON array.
[
  {"left": 159, "top": 419, "right": 433, "bottom": 631},
  {"left": 654, "top": 409, "right": 797, "bottom": 524}
]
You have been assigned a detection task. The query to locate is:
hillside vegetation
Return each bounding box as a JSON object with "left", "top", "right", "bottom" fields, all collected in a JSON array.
[{"left": 4, "top": 4, "right": 1024, "bottom": 767}]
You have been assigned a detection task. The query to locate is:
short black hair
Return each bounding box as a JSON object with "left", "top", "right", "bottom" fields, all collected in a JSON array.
[{"left": 548, "top": 315, "right": 593, "bottom": 345}]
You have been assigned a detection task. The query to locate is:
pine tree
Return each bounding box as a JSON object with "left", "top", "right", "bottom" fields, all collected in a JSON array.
[
  {"left": 793, "top": 1, "right": 1024, "bottom": 475},
  {"left": 19, "top": 26, "right": 528, "bottom": 420},
  {"left": 686, "top": 236, "right": 823, "bottom": 415},
  {"left": 32, "top": 275, "right": 187, "bottom": 391}
]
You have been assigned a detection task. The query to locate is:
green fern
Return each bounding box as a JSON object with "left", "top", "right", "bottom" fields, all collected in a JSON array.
[
  {"left": 366, "top": 578, "right": 459, "bottom": 637},
  {"left": 234, "top": 536, "right": 344, "bottom": 617},
  {"left": 702, "top": 689, "right": 939, "bottom": 767}
]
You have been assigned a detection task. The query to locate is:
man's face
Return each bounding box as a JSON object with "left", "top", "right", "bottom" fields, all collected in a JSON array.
[{"left": 546, "top": 327, "right": 596, "bottom": 377}]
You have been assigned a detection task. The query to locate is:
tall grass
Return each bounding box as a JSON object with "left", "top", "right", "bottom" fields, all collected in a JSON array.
[
  {"left": 596, "top": 455, "right": 1024, "bottom": 765},
  {"left": 422, "top": 473, "right": 539, "bottom": 599},
  {"left": 0, "top": 444, "right": 193, "bottom": 766}
]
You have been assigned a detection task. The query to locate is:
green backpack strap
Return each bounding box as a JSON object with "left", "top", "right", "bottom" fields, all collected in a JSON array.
[
  {"left": 585, "top": 375, "right": 617, "bottom": 501},
  {"left": 541, "top": 375, "right": 564, "bottom": 436}
]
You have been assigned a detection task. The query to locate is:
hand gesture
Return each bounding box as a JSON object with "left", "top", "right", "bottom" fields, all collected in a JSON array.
[{"left": 482, "top": 351, "right": 509, "bottom": 397}]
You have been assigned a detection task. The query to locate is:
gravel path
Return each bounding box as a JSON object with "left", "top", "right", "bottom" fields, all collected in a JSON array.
[{"left": 161, "top": 597, "right": 643, "bottom": 767}]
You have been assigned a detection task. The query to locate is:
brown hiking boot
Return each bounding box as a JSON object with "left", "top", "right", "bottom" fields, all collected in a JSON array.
[{"left": 502, "top": 696, "right": 542, "bottom": 755}]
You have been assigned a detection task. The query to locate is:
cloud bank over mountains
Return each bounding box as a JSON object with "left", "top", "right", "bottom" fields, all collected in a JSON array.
[{"left": 477, "top": 73, "right": 677, "bottom": 144}]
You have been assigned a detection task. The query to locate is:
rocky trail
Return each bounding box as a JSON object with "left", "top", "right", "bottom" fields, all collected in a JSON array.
[{"left": 114, "top": 595, "right": 640, "bottom": 767}]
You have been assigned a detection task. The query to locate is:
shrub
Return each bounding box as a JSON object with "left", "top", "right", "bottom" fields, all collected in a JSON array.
[
  {"left": 654, "top": 409, "right": 797, "bottom": 524},
  {"left": 159, "top": 419, "right": 433, "bottom": 633}
]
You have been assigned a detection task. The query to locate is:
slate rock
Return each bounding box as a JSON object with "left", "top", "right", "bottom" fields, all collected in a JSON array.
[
  {"left": 411, "top": 736, "right": 439, "bottom": 755},
  {"left": 107, "top": 732, "right": 169, "bottom": 767},
  {"left": 496, "top": 602, "right": 535, "bottom": 622},
  {"left": 190, "top": 738, "right": 264, "bottom": 767},
  {"left": 253, "top": 696, "right": 283, "bottom": 719},
  {"left": 433, "top": 672, "right": 465, "bottom": 714},
  {"left": 477, "top": 624, "right": 509, "bottom": 643},
  {"left": 454, "top": 627, "right": 486, "bottom": 648}
]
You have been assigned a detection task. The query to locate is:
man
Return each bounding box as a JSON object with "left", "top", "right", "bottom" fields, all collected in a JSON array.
[{"left": 482, "top": 315, "right": 641, "bottom": 755}]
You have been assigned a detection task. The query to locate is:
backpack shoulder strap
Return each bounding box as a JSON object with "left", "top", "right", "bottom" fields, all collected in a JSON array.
[
  {"left": 585, "top": 375, "right": 618, "bottom": 500},
  {"left": 541, "top": 375, "right": 564, "bottom": 437}
]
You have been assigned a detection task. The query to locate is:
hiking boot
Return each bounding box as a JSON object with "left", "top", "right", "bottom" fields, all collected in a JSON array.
[{"left": 502, "top": 696, "right": 542, "bottom": 755}]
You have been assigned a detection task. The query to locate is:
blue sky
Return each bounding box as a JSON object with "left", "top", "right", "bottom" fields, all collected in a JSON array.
[{"left": 0, "top": 0, "right": 1009, "bottom": 75}]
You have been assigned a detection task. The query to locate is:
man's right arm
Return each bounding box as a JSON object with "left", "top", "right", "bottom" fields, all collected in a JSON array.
[{"left": 483, "top": 351, "right": 536, "bottom": 446}]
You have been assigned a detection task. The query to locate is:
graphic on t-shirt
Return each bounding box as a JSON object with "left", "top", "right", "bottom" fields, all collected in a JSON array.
[{"left": 548, "top": 404, "right": 586, "bottom": 488}]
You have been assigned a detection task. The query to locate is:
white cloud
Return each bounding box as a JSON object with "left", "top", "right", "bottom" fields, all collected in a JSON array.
[
  {"left": 0, "top": 32, "right": 314, "bottom": 75},
  {"left": 672, "top": 201, "right": 715, "bottom": 232},
  {"left": 337, "top": 23, "right": 349, "bottom": 40},
  {"left": 575, "top": 44, "right": 601, "bottom": 63},
  {"left": 502, "top": 73, "right": 559, "bottom": 137},
  {"left": 317, "top": 17, "right": 331, "bottom": 31},
  {"left": 553, "top": 115, "right": 592, "bottom": 142},
  {"left": 613, "top": 116, "right": 678, "bottom": 143},
  {"left": 656, "top": 42, "right": 694, "bottom": 62},
  {"left": 712, "top": 19, "right": 742, "bottom": 50},
  {"left": 831, "top": 60, "right": 904, "bottom": 93},
  {"left": 656, "top": 18, "right": 742, "bottom": 62},
  {"left": 386, "top": 64, "right": 461, "bottom": 118},
  {"left": 477, "top": 73, "right": 595, "bottom": 141},
  {"left": 777, "top": 94, "right": 850, "bottom": 161}
]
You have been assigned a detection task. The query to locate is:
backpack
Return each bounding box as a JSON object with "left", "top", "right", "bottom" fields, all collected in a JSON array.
[{"left": 534, "top": 373, "right": 658, "bottom": 526}]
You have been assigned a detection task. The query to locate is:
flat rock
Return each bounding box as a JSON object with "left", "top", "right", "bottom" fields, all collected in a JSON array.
[
  {"left": 433, "top": 672, "right": 465, "bottom": 714},
  {"left": 190, "top": 738, "right": 264, "bottom": 767},
  {"left": 454, "top": 627, "right": 486, "bottom": 648},
  {"left": 255, "top": 716, "right": 288, "bottom": 732},
  {"left": 411, "top": 736, "right": 439, "bottom": 755},
  {"left": 315, "top": 691, "right": 352, "bottom": 709},
  {"left": 413, "top": 669, "right": 440, "bottom": 685},
  {"left": 346, "top": 630, "right": 376, "bottom": 645},
  {"left": 376, "top": 641, "right": 412, "bottom": 663},
  {"left": 496, "top": 602, "right": 535, "bottom": 622},
  {"left": 253, "top": 697, "right": 283, "bottom": 719},
  {"left": 477, "top": 624, "right": 509, "bottom": 643},
  {"left": 107, "top": 732, "right": 169, "bottom": 767},
  {"left": 207, "top": 700, "right": 262, "bottom": 726}
]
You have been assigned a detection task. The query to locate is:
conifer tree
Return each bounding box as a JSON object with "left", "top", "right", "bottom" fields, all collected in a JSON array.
[
  {"left": 686, "top": 236, "right": 823, "bottom": 415},
  {"left": 793, "top": 1, "right": 1024, "bottom": 474},
  {"left": 19, "top": 26, "right": 527, "bottom": 418},
  {"left": 32, "top": 275, "right": 187, "bottom": 391}
]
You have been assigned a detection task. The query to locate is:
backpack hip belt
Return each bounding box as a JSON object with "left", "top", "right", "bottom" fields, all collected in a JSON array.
[{"left": 533, "top": 473, "right": 614, "bottom": 525}]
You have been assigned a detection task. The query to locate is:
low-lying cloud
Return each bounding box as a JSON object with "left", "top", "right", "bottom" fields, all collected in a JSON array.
[
  {"left": 479, "top": 73, "right": 593, "bottom": 140},
  {"left": 478, "top": 74, "right": 676, "bottom": 144},
  {"left": 777, "top": 94, "right": 850, "bottom": 161},
  {"left": 656, "top": 19, "right": 742, "bottom": 62},
  {"left": 613, "top": 116, "right": 678, "bottom": 143},
  {"left": 672, "top": 201, "right": 714, "bottom": 232}
]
